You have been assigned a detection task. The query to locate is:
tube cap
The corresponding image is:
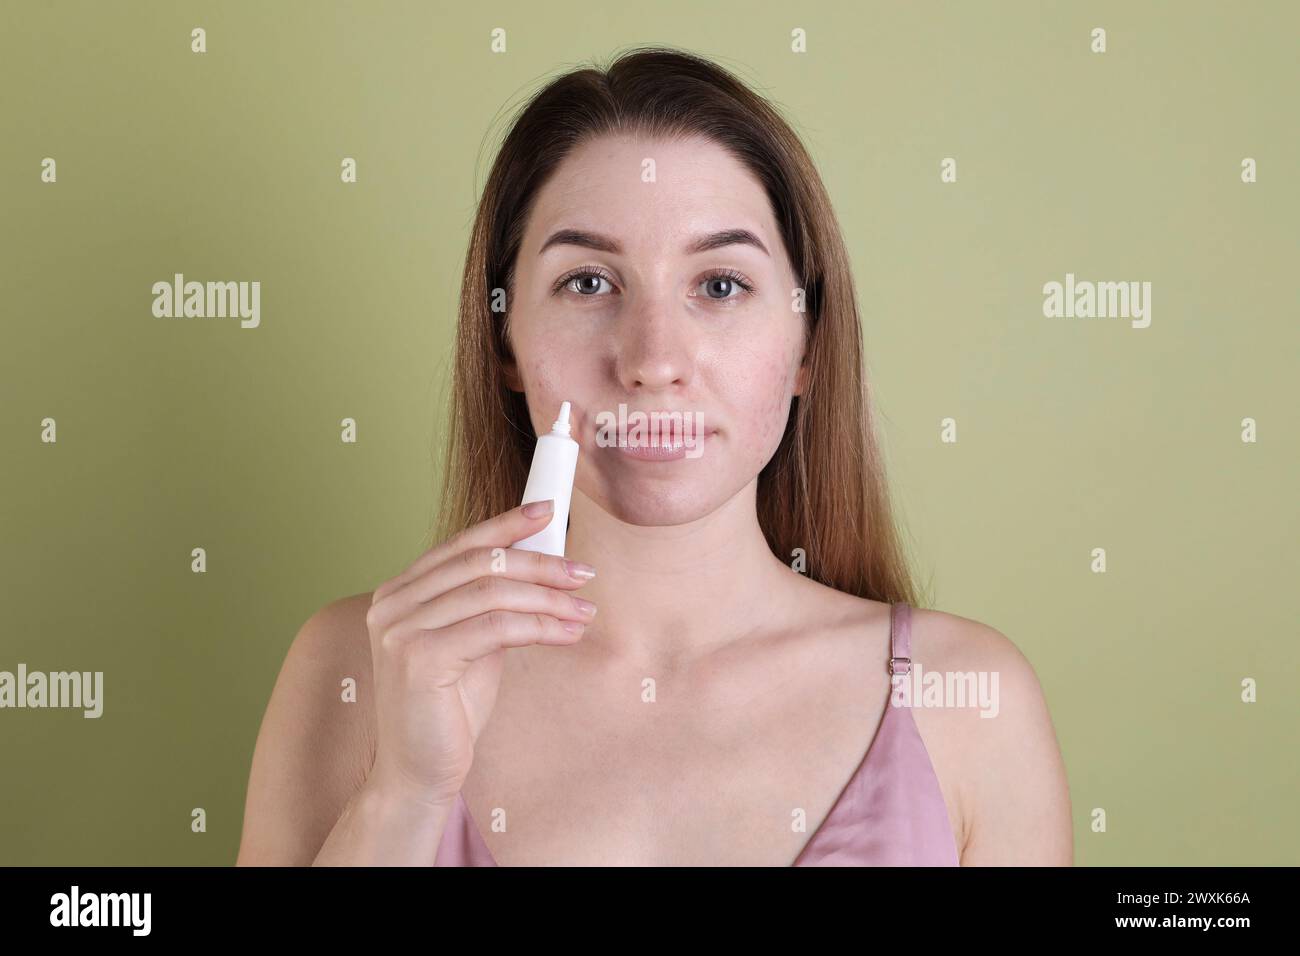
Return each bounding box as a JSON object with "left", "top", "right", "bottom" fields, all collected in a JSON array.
[{"left": 551, "top": 401, "right": 572, "bottom": 436}]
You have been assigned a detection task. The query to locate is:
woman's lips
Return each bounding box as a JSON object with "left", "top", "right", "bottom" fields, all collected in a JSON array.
[{"left": 613, "top": 428, "right": 713, "bottom": 461}]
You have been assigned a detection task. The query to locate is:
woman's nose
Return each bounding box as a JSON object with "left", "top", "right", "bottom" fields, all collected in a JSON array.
[{"left": 614, "top": 307, "right": 694, "bottom": 390}]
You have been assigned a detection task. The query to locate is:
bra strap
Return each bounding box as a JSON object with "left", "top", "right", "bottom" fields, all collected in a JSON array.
[{"left": 888, "top": 602, "right": 913, "bottom": 675}]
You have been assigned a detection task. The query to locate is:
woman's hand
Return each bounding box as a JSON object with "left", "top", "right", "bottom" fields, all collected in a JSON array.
[{"left": 362, "top": 499, "right": 597, "bottom": 809}]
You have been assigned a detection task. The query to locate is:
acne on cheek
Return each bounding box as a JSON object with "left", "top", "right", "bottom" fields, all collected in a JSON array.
[
  {"left": 521, "top": 357, "right": 566, "bottom": 430},
  {"left": 524, "top": 357, "right": 557, "bottom": 390},
  {"left": 735, "top": 353, "right": 796, "bottom": 463}
]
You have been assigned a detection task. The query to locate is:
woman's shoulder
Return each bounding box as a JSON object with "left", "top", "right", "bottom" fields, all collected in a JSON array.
[
  {"left": 290, "top": 589, "right": 380, "bottom": 756},
  {"left": 800, "top": 583, "right": 1070, "bottom": 862},
  {"left": 790, "top": 573, "right": 1036, "bottom": 674},
  {"left": 908, "top": 605, "right": 1041, "bottom": 688},
  {"left": 235, "top": 591, "right": 376, "bottom": 865},
  {"left": 282, "top": 591, "right": 379, "bottom": 714},
  {"left": 299, "top": 591, "right": 376, "bottom": 665},
  {"left": 903, "top": 604, "right": 1072, "bottom": 864}
]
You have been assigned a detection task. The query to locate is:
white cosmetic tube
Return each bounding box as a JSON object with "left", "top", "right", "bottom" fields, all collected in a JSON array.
[{"left": 510, "top": 401, "right": 580, "bottom": 557}]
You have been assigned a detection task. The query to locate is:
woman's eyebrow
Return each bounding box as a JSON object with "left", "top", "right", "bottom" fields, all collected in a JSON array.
[
  {"left": 538, "top": 228, "right": 769, "bottom": 257},
  {"left": 689, "top": 228, "right": 770, "bottom": 257}
]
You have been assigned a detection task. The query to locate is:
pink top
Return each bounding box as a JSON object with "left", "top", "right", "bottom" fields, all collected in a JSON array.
[{"left": 434, "top": 601, "right": 960, "bottom": 866}]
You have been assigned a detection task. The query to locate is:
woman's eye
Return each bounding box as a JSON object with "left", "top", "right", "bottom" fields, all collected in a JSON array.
[
  {"left": 566, "top": 272, "right": 614, "bottom": 296},
  {"left": 696, "top": 272, "right": 755, "bottom": 300},
  {"left": 555, "top": 268, "right": 755, "bottom": 300},
  {"left": 698, "top": 276, "right": 741, "bottom": 299}
]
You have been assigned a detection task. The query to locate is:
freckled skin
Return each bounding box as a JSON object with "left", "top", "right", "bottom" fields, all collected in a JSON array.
[
  {"left": 738, "top": 350, "right": 798, "bottom": 466},
  {"left": 504, "top": 133, "right": 807, "bottom": 527}
]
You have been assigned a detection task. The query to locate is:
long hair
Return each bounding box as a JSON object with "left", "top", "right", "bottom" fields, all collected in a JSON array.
[{"left": 429, "top": 45, "right": 923, "bottom": 608}]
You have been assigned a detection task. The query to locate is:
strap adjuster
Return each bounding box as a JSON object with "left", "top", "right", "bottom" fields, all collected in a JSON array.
[{"left": 888, "top": 656, "right": 911, "bottom": 676}]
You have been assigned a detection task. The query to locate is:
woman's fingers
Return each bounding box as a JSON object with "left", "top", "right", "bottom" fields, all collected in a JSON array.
[
  {"left": 372, "top": 499, "right": 558, "bottom": 604},
  {"left": 397, "top": 574, "right": 597, "bottom": 636},
  {"left": 370, "top": 544, "right": 595, "bottom": 633},
  {"left": 364, "top": 498, "right": 598, "bottom": 678},
  {"left": 418, "top": 609, "right": 587, "bottom": 673}
]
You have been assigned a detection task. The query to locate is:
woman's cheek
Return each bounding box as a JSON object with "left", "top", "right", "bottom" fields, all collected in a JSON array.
[
  {"left": 517, "top": 320, "right": 597, "bottom": 401},
  {"left": 732, "top": 352, "right": 796, "bottom": 466},
  {"left": 519, "top": 355, "right": 568, "bottom": 430}
]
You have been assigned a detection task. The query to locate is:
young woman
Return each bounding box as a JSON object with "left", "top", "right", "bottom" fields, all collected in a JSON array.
[{"left": 237, "top": 46, "right": 1071, "bottom": 866}]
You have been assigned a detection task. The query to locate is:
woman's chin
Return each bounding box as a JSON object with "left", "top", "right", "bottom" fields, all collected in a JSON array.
[{"left": 591, "top": 481, "right": 725, "bottom": 529}]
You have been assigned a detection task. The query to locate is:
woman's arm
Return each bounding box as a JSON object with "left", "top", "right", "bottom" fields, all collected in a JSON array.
[
  {"left": 310, "top": 778, "right": 455, "bottom": 866},
  {"left": 952, "top": 622, "right": 1074, "bottom": 865},
  {"left": 236, "top": 595, "right": 451, "bottom": 866}
]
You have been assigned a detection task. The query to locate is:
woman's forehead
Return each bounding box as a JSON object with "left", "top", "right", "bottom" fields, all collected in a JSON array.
[{"left": 524, "top": 138, "right": 778, "bottom": 259}]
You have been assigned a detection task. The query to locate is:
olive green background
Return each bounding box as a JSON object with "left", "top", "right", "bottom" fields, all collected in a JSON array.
[{"left": 1, "top": 0, "right": 1295, "bottom": 865}]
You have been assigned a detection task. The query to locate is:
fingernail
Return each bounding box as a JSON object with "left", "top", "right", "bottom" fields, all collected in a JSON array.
[
  {"left": 563, "top": 560, "right": 597, "bottom": 581},
  {"left": 522, "top": 499, "right": 554, "bottom": 518},
  {"left": 562, "top": 621, "right": 586, "bottom": 634},
  {"left": 571, "top": 597, "right": 597, "bottom": 617}
]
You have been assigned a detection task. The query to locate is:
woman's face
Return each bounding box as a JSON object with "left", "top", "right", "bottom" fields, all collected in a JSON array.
[{"left": 503, "top": 133, "right": 808, "bottom": 527}]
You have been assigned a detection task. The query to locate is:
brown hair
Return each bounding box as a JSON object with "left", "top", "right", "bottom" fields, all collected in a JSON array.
[{"left": 430, "top": 45, "right": 924, "bottom": 608}]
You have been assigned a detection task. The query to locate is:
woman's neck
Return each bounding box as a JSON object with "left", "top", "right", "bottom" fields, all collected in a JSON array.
[{"left": 561, "top": 480, "right": 794, "bottom": 670}]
